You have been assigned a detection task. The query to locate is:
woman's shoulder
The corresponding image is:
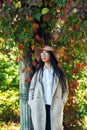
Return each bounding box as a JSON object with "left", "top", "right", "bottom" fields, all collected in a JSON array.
[
  {"left": 32, "top": 69, "right": 42, "bottom": 79},
  {"left": 56, "top": 66, "right": 66, "bottom": 76}
]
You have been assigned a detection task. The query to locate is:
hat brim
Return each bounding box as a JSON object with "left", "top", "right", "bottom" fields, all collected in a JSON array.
[
  {"left": 34, "top": 47, "right": 59, "bottom": 62},
  {"left": 34, "top": 47, "right": 43, "bottom": 61}
]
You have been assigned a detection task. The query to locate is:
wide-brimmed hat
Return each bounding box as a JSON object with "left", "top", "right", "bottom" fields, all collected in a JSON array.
[{"left": 34, "top": 46, "right": 59, "bottom": 62}]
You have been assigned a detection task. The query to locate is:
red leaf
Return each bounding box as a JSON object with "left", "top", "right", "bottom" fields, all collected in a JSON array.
[
  {"left": 15, "top": 57, "right": 20, "bottom": 62},
  {"left": 25, "top": 77, "right": 31, "bottom": 82},
  {"left": 32, "top": 60, "right": 37, "bottom": 67},
  {"left": 15, "top": 56, "right": 23, "bottom": 62},
  {"left": 26, "top": 67, "right": 31, "bottom": 72},
  {"left": 22, "top": 68, "right": 26, "bottom": 73},
  {"left": 69, "top": 80, "right": 79, "bottom": 90},
  {"left": 18, "top": 43, "right": 24, "bottom": 50},
  {"left": 35, "top": 34, "right": 41, "bottom": 41}
]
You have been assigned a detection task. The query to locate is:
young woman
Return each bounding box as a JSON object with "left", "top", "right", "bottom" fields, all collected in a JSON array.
[{"left": 28, "top": 46, "right": 69, "bottom": 130}]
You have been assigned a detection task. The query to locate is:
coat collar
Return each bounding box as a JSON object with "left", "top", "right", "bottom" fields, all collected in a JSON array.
[{"left": 37, "top": 70, "right": 59, "bottom": 98}]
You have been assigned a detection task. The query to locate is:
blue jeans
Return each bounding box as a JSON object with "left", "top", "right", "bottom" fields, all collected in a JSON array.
[{"left": 45, "top": 105, "right": 51, "bottom": 130}]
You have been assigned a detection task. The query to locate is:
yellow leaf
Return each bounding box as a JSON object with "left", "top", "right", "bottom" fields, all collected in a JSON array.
[{"left": 31, "top": 45, "right": 35, "bottom": 51}]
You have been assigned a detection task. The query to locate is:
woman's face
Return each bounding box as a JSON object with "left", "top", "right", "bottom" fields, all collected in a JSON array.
[{"left": 40, "top": 50, "right": 51, "bottom": 63}]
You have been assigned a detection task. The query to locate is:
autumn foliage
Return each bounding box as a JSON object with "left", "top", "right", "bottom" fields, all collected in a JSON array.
[{"left": 0, "top": 0, "right": 87, "bottom": 129}]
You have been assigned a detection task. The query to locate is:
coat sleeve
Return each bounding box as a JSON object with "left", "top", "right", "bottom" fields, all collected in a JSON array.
[{"left": 62, "top": 76, "right": 69, "bottom": 105}]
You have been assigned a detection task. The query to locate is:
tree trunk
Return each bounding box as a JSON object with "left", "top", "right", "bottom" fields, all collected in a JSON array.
[
  {"left": 19, "top": 1, "right": 42, "bottom": 129},
  {"left": 20, "top": 50, "right": 33, "bottom": 130}
]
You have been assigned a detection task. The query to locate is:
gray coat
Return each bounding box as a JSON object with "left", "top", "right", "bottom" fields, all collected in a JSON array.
[{"left": 28, "top": 70, "right": 69, "bottom": 130}]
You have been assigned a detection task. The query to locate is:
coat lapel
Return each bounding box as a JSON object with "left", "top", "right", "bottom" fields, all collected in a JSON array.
[{"left": 52, "top": 74, "right": 59, "bottom": 99}]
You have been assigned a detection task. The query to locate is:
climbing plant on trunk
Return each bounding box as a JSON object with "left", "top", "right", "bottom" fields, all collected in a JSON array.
[{"left": 0, "top": 0, "right": 87, "bottom": 129}]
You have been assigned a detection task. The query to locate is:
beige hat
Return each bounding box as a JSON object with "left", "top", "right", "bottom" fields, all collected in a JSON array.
[{"left": 34, "top": 46, "right": 59, "bottom": 62}]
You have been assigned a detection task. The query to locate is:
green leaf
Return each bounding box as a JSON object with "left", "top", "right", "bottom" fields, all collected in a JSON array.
[
  {"left": 41, "top": 8, "right": 49, "bottom": 15},
  {"left": 31, "top": 7, "right": 42, "bottom": 21},
  {"left": 73, "top": 8, "right": 78, "bottom": 13}
]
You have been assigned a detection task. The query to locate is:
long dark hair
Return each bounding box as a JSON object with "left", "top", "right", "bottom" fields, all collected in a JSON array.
[{"left": 37, "top": 51, "right": 67, "bottom": 95}]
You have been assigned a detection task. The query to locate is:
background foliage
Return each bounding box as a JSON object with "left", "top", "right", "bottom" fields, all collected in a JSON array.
[
  {"left": 0, "top": 52, "right": 20, "bottom": 129},
  {"left": 0, "top": 0, "right": 87, "bottom": 129}
]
